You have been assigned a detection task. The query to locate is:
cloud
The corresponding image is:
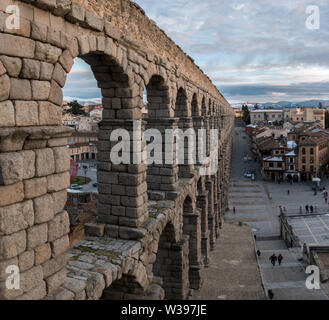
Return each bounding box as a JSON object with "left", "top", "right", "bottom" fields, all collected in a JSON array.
[
  {"left": 63, "top": 1, "right": 329, "bottom": 104},
  {"left": 134, "top": 0, "right": 329, "bottom": 102}
]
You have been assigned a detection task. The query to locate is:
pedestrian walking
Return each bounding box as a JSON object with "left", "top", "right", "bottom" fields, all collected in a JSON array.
[
  {"left": 269, "top": 253, "right": 277, "bottom": 266},
  {"left": 287, "top": 189, "right": 290, "bottom": 195},
  {"left": 233, "top": 206, "right": 236, "bottom": 214},
  {"left": 257, "top": 250, "right": 261, "bottom": 257},
  {"left": 268, "top": 289, "right": 274, "bottom": 300},
  {"left": 305, "top": 205, "right": 309, "bottom": 213},
  {"left": 278, "top": 254, "right": 283, "bottom": 266},
  {"left": 310, "top": 205, "right": 314, "bottom": 213}
]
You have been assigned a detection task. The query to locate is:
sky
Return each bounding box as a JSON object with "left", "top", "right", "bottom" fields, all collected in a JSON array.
[{"left": 63, "top": 0, "right": 329, "bottom": 105}]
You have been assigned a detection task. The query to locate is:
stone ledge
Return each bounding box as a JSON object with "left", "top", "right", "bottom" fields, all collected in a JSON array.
[
  {"left": 45, "top": 236, "right": 143, "bottom": 300},
  {"left": 0, "top": 126, "right": 74, "bottom": 139}
]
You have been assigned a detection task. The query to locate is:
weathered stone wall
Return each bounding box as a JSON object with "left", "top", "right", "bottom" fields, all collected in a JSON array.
[{"left": 0, "top": 0, "right": 235, "bottom": 300}]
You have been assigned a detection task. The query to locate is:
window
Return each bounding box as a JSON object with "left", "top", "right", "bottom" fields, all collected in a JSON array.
[
  {"left": 302, "top": 165, "right": 306, "bottom": 172},
  {"left": 289, "top": 158, "right": 293, "bottom": 163},
  {"left": 278, "top": 163, "right": 282, "bottom": 168},
  {"left": 269, "top": 162, "right": 274, "bottom": 167},
  {"left": 272, "top": 114, "right": 275, "bottom": 118},
  {"left": 310, "top": 166, "right": 314, "bottom": 172},
  {"left": 310, "top": 157, "right": 314, "bottom": 164},
  {"left": 302, "top": 148, "right": 306, "bottom": 155},
  {"left": 278, "top": 114, "right": 281, "bottom": 118},
  {"left": 310, "top": 148, "right": 314, "bottom": 155},
  {"left": 290, "top": 165, "right": 294, "bottom": 170},
  {"left": 302, "top": 157, "right": 306, "bottom": 164}
]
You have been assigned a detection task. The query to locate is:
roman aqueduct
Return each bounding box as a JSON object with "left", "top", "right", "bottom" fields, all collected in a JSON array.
[{"left": 0, "top": 0, "right": 234, "bottom": 299}]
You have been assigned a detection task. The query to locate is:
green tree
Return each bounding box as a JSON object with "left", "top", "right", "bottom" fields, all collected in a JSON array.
[
  {"left": 254, "top": 103, "right": 259, "bottom": 110},
  {"left": 67, "top": 100, "right": 86, "bottom": 115},
  {"left": 242, "top": 104, "right": 250, "bottom": 125}
]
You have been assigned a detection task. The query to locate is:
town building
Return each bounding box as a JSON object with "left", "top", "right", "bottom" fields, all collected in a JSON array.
[
  {"left": 250, "top": 109, "right": 283, "bottom": 125},
  {"left": 67, "top": 132, "right": 98, "bottom": 161},
  {"left": 284, "top": 107, "right": 325, "bottom": 128}
]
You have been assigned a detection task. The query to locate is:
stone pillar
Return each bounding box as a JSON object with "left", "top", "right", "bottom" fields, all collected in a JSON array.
[
  {"left": 192, "top": 116, "right": 205, "bottom": 166},
  {"left": 177, "top": 117, "right": 195, "bottom": 178},
  {"left": 204, "top": 116, "right": 210, "bottom": 158},
  {"left": 0, "top": 126, "right": 73, "bottom": 300},
  {"left": 97, "top": 120, "right": 148, "bottom": 240},
  {"left": 167, "top": 236, "right": 190, "bottom": 299},
  {"left": 206, "top": 179, "right": 215, "bottom": 250},
  {"left": 183, "top": 210, "right": 202, "bottom": 289},
  {"left": 196, "top": 191, "right": 210, "bottom": 266},
  {"left": 145, "top": 118, "right": 179, "bottom": 199}
]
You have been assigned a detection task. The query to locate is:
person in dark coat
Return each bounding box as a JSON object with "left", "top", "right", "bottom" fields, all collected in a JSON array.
[
  {"left": 257, "top": 250, "right": 261, "bottom": 257},
  {"left": 287, "top": 189, "right": 290, "bottom": 195},
  {"left": 310, "top": 205, "right": 314, "bottom": 213},
  {"left": 269, "top": 254, "right": 277, "bottom": 266},
  {"left": 268, "top": 289, "right": 274, "bottom": 300},
  {"left": 278, "top": 254, "right": 283, "bottom": 266},
  {"left": 305, "top": 205, "right": 309, "bottom": 213}
]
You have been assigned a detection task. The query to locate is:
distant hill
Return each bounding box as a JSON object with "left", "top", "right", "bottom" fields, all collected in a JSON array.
[{"left": 233, "top": 100, "right": 329, "bottom": 109}]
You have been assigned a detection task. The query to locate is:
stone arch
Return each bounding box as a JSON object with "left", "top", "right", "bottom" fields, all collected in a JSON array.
[
  {"left": 152, "top": 220, "right": 186, "bottom": 299},
  {"left": 175, "top": 87, "right": 189, "bottom": 117},
  {"left": 102, "top": 260, "right": 150, "bottom": 299},
  {"left": 175, "top": 87, "right": 195, "bottom": 178},
  {"left": 57, "top": 39, "right": 149, "bottom": 233},
  {"left": 145, "top": 74, "right": 170, "bottom": 118}
]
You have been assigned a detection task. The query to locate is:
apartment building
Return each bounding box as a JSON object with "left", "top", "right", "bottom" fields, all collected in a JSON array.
[
  {"left": 67, "top": 132, "right": 98, "bottom": 162},
  {"left": 250, "top": 109, "right": 283, "bottom": 125}
]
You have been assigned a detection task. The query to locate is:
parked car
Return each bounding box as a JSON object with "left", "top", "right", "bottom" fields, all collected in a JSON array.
[
  {"left": 93, "top": 182, "right": 99, "bottom": 188},
  {"left": 70, "top": 184, "right": 83, "bottom": 190}
]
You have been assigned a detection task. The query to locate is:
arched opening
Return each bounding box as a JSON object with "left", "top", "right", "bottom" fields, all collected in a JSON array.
[
  {"left": 152, "top": 222, "right": 179, "bottom": 299},
  {"left": 144, "top": 75, "right": 177, "bottom": 196},
  {"left": 63, "top": 57, "right": 101, "bottom": 247},
  {"left": 175, "top": 88, "right": 195, "bottom": 178},
  {"left": 202, "top": 96, "right": 207, "bottom": 116},
  {"left": 182, "top": 196, "right": 202, "bottom": 290},
  {"left": 61, "top": 47, "right": 149, "bottom": 245},
  {"left": 175, "top": 88, "right": 189, "bottom": 117},
  {"left": 191, "top": 93, "right": 199, "bottom": 117}
]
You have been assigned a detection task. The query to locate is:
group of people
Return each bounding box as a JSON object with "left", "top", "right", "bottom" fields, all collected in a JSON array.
[
  {"left": 256, "top": 251, "right": 284, "bottom": 266},
  {"left": 304, "top": 205, "right": 315, "bottom": 213},
  {"left": 269, "top": 253, "right": 283, "bottom": 266}
]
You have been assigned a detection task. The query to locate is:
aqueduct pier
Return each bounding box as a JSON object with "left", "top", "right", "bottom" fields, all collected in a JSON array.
[{"left": 0, "top": 0, "right": 235, "bottom": 299}]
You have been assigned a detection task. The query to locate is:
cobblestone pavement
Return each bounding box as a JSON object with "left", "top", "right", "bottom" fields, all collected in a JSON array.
[{"left": 190, "top": 221, "right": 265, "bottom": 300}]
